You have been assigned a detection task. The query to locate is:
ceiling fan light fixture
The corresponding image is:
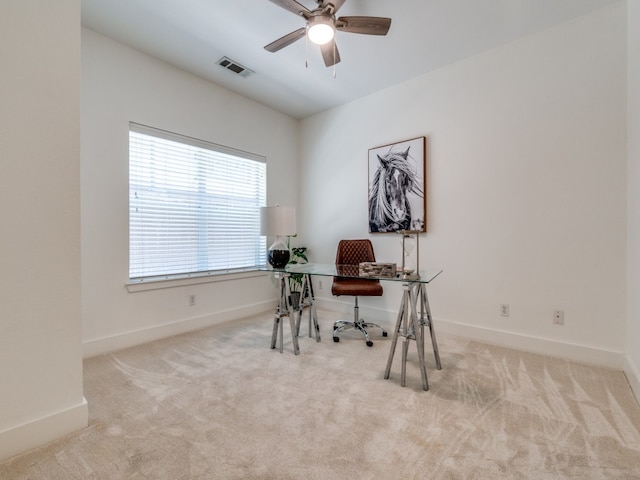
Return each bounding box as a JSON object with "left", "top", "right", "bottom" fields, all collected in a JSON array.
[{"left": 307, "top": 19, "right": 335, "bottom": 45}]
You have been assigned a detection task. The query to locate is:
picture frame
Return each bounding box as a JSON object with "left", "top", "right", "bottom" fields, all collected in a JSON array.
[{"left": 368, "top": 136, "right": 426, "bottom": 233}]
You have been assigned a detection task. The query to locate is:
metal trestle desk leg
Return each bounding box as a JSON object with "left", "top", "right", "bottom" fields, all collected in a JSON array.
[
  {"left": 421, "top": 283, "right": 441, "bottom": 370},
  {"left": 384, "top": 282, "right": 441, "bottom": 390},
  {"left": 295, "top": 273, "right": 320, "bottom": 343},
  {"left": 270, "top": 273, "right": 300, "bottom": 355}
]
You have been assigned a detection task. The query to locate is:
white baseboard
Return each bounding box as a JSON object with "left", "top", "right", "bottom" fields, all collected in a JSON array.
[
  {"left": 0, "top": 398, "right": 88, "bottom": 463},
  {"left": 434, "top": 319, "right": 624, "bottom": 370},
  {"left": 83, "top": 300, "right": 277, "bottom": 358},
  {"left": 315, "top": 298, "right": 625, "bottom": 370},
  {"left": 624, "top": 356, "right": 640, "bottom": 405}
]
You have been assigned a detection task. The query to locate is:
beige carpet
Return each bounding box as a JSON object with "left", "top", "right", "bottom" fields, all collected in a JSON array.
[{"left": 2, "top": 309, "right": 640, "bottom": 479}]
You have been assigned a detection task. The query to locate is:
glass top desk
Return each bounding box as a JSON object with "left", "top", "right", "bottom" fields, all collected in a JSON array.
[{"left": 262, "top": 263, "right": 443, "bottom": 391}]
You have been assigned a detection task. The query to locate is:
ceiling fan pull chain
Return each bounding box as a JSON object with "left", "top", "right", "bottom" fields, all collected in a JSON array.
[
  {"left": 333, "top": 41, "right": 337, "bottom": 78},
  {"left": 305, "top": 26, "right": 310, "bottom": 68}
]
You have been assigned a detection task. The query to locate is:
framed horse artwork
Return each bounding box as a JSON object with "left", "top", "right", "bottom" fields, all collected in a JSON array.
[{"left": 368, "top": 136, "right": 426, "bottom": 233}]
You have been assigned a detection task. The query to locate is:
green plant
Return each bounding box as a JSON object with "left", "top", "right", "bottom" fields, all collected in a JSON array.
[{"left": 287, "top": 246, "right": 308, "bottom": 293}]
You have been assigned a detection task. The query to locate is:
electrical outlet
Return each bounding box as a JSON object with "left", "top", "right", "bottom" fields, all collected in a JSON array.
[
  {"left": 500, "top": 304, "right": 510, "bottom": 317},
  {"left": 318, "top": 280, "right": 323, "bottom": 290},
  {"left": 189, "top": 294, "right": 196, "bottom": 306},
  {"left": 553, "top": 310, "right": 564, "bottom": 325}
]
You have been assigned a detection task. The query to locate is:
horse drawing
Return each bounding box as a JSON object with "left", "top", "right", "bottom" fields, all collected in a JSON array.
[{"left": 368, "top": 146, "right": 423, "bottom": 233}]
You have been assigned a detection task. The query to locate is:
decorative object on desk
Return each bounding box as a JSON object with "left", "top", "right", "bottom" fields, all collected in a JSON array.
[
  {"left": 287, "top": 246, "right": 308, "bottom": 308},
  {"left": 260, "top": 205, "right": 296, "bottom": 268},
  {"left": 398, "top": 230, "right": 420, "bottom": 280},
  {"left": 358, "top": 262, "right": 396, "bottom": 278},
  {"left": 368, "top": 136, "right": 426, "bottom": 233}
]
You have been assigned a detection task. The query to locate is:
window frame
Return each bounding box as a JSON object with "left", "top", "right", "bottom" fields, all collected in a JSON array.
[{"left": 127, "top": 123, "right": 267, "bottom": 287}]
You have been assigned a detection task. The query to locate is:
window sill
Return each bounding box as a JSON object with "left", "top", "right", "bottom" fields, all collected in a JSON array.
[{"left": 125, "top": 268, "right": 267, "bottom": 293}]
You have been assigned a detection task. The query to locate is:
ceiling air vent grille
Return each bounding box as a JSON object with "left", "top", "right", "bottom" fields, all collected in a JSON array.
[{"left": 216, "top": 57, "right": 254, "bottom": 78}]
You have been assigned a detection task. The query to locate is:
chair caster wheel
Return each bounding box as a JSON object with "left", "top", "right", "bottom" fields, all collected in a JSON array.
[
  {"left": 333, "top": 336, "right": 340, "bottom": 342},
  {"left": 382, "top": 331, "right": 388, "bottom": 337},
  {"left": 366, "top": 341, "right": 373, "bottom": 347}
]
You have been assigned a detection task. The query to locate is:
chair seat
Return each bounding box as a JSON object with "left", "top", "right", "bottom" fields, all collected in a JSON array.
[{"left": 332, "top": 278, "right": 383, "bottom": 297}]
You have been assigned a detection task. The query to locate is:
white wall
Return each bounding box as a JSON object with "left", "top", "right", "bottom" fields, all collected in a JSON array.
[
  {"left": 0, "top": 0, "right": 87, "bottom": 462},
  {"left": 299, "top": 3, "right": 628, "bottom": 368},
  {"left": 627, "top": 0, "right": 640, "bottom": 400},
  {"left": 81, "top": 29, "right": 299, "bottom": 356}
]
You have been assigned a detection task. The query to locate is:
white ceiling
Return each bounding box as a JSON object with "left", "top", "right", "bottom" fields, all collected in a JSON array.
[{"left": 81, "top": 0, "right": 619, "bottom": 119}]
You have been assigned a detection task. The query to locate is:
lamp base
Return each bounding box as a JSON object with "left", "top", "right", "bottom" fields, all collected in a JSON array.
[
  {"left": 268, "top": 249, "right": 290, "bottom": 269},
  {"left": 267, "top": 235, "right": 290, "bottom": 269}
]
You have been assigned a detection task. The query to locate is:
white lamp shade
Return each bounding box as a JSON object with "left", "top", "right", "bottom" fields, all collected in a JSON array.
[{"left": 260, "top": 205, "right": 296, "bottom": 236}]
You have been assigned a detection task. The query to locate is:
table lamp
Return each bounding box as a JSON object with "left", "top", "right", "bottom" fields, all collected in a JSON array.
[{"left": 260, "top": 205, "right": 296, "bottom": 268}]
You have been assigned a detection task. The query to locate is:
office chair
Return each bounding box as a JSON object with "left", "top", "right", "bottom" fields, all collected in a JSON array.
[{"left": 331, "top": 239, "right": 387, "bottom": 347}]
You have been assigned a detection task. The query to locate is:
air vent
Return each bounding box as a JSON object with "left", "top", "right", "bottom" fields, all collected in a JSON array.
[{"left": 216, "top": 56, "right": 254, "bottom": 78}]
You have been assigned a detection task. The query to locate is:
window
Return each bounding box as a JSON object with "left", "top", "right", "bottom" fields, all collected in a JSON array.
[{"left": 129, "top": 123, "right": 266, "bottom": 281}]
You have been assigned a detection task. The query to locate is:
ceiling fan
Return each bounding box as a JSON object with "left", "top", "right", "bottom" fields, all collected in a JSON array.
[{"left": 264, "top": 0, "right": 392, "bottom": 67}]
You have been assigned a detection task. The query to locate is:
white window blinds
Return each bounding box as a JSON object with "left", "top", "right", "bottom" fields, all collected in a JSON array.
[{"left": 129, "top": 123, "right": 266, "bottom": 281}]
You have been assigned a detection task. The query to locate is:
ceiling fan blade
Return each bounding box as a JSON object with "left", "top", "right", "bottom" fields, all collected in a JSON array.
[
  {"left": 264, "top": 27, "right": 306, "bottom": 52},
  {"left": 321, "top": 0, "right": 347, "bottom": 15},
  {"left": 267, "top": 0, "right": 311, "bottom": 17},
  {"left": 320, "top": 40, "right": 341, "bottom": 67},
  {"left": 336, "top": 16, "right": 392, "bottom": 35}
]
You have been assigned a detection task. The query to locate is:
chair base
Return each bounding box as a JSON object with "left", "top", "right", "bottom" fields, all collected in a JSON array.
[
  {"left": 333, "top": 320, "right": 388, "bottom": 347},
  {"left": 332, "top": 297, "right": 387, "bottom": 347}
]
